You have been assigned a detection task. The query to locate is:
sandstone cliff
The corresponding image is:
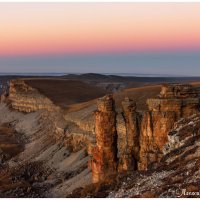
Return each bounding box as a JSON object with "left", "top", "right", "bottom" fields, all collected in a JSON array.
[
  {"left": 7, "top": 79, "right": 96, "bottom": 158},
  {"left": 8, "top": 79, "right": 60, "bottom": 113},
  {"left": 69, "top": 111, "right": 200, "bottom": 198},
  {"left": 117, "top": 97, "right": 140, "bottom": 172},
  {"left": 90, "top": 83, "right": 200, "bottom": 182},
  {"left": 139, "top": 83, "right": 199, "bottom": 170},
  {"left": 138, "top": 111, "right": 176, "bottom": 170},
  {"left": 108, "top": 113, "right": 200, "bottom": 198}
]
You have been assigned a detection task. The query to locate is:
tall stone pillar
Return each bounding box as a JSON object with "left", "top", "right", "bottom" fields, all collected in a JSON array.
[
  {"left": 118, "top": 97, "right": 140, "bottom": 172},
  {"left": 91, "top": 95, "right": 117, "bottom": 183}
]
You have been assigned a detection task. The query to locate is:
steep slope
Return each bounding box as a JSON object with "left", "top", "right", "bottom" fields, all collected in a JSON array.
[
  {"left": 109, "top": 113, "right": 200, "bottom": 198},
  {"left": 68, "top": 113, "right": 200, "bottom": 198},
  {"left": 8, "top": 79, "right": 59, "bottom": 113},
  {"left": 0, "top": 104, "right": 92, "bottom": 198}
]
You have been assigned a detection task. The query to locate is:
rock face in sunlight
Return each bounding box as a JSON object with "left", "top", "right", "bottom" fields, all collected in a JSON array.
[
  {"left": 138, "top": 110, "right": 176, "bottom": 170},
  {"left": 91, "top": 83, "right": 200, "bottom": 182},
  {"left": 8, "top": 79, "right": 60, "bottom": 113},
  {"left": 91, "top": 95, "right": 118, "bottom": 183},
  {"left": 147, "top": 84, "right": 199, "bottom": 118},
  {"left": 108, "top": 113, "right": 200, "bottom": 198},
  {"left": 68, "top": 94, "right": 200, "bottom": 198},
  {"left": 159, "top": 83, "right": 198, "bottom": 98},
  {"left": 139, "top": 83, "right": 200, "bottom": 170},
  {"left": 117, "top": 97, "right": 140, "bottom": 172}
]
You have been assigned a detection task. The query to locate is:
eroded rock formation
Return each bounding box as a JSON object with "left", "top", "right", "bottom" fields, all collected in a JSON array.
[
  {"left": 4, "top": 79, "right": 200, "bottom": 186},
  {"left": 8, "top": 79, "right": 60, "bottom": 113},
  {"left": 117, "top": 97, "right": 140, "bottom": 172},
  {"left": 147, "top": 84, "right": 199, "bottom": 119},
  {"left": 69, "top": 112, "right": 200, "bottom": 198},
  {"left": 159, "top": 83, "right": 198, "bottom": 99},
  {"left": 91, "top": 95, "right": 117, "bottom": 183},
  {"left": 91, "top": 83, "right": 200, "bottom": 182},
  {"left": 7, "top": 78, "right": 96, "bottom": 160},
  {"left": 138, "top": 111, "right": 176, "bottom": 170},
  {"left": 139, "top": 83, "right": 199, "bottom": 170}
]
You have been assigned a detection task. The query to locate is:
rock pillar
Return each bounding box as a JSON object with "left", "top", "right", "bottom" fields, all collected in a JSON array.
[
  {"left": 117, "top": 97, "right": 140, "bottom": 172},
  {"left": 91, "top": 95, "right": 117, "bottom": 183}
]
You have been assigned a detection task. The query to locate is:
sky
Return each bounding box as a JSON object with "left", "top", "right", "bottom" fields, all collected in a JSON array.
[{"left": 0, "top": 3, "right": 200, "bottom": 76}]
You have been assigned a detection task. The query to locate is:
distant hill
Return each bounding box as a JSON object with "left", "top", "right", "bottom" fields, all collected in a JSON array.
[{"left": 62, "top": 73, "right": 200, "bottom": 83}]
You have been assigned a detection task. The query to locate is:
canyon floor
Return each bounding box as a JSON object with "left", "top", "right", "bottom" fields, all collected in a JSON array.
[{"left": 0, "top": 74, "right": 200, "bottom": 198}]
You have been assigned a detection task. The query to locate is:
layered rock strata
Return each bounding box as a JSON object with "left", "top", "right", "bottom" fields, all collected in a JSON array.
[
  {"left": 159, "top": 83, "right": 198, "bottom": 98},
  {"left": 91, "top": 83, "right": 200, "bottom": 182},
  {"left": 91, "top": 95, "right": 117, "bottom": 183},
  {"left": 109, "top": 113, "right": 200, "bottom": 198},
  {"left": 69, "top": 113, "right": 200, "bottom": 198},
  {"left": 138, "top": 111, "right": 176, "bottom": 170},
  {"left": 8, "top": 79, "right": 59, "bottom": 113},
  {"left": 117, "top": 97, "right": 140, "bottom": 172},
  {"left": 139, "top": 83, "right": 199, "bottom": 170},
  {"left": 7, "top": 79, "right": 96, "bottom": 162},
  {"left": 147, "top": 83, "right": 199, "bottom": 118}
]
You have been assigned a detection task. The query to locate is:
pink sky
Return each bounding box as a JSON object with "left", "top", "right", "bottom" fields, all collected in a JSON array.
[{"left": 1, "top": 3, "right": 200, "bottom": 56}]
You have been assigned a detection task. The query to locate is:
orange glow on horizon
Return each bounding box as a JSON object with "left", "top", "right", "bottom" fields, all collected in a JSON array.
[{"left": 1, "top": 3, "right": 200, "bottom": 56}]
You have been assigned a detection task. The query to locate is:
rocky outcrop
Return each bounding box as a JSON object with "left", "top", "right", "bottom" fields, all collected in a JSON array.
[
  {"left": 69, "top": 112, "right": 200, "bottom": 197},
  {"left": 91, "top": 95, "right": 117, "bottom": 183},
  {"left": 159, "top": 83, "right": 198, "bottom": 98},
  {"left": 138, "top": 111, "right": 176, "bottom": 170},
  {"left": 64, "top": 122, "right": 96, "bottom": 154},
  {"left": 108, "top": 113, "right": 200, "bottom": 198},
  {"left": 138, "top": 83, "right": 199, "bottom": 170},
  {"left": 7, "top": 79, "right": 97, "bottom": 173},
  {"left": 147, "top": 84, "right": 199, "bottom": 118},
  {"left": 91, "top": 83, "right": 200, "bottom": 182},
  {"left": 8, "top": 79, "right": 60, "bottom": 113},
  {"left": 117, "top": 97, "right": 140, "bottom": 172}
]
